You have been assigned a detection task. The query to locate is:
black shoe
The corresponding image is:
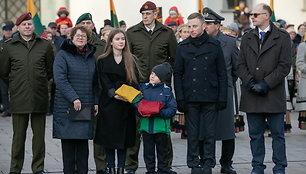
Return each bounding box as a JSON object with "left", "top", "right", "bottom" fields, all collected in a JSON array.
[
  {"left": 191, "top": 167, "right": 203, "bottom": 174},
  {"left": 125, "top": 169, "right": 136, "bottom": 174},
  {"left": 221, "top": 165, "right": 237, "bottom": 174},
  {"left": 33, "top": 171, "right": 45, "bottom": 174},
  {"left": 157, "top": 169, "right": 177, "bottom": 174},
  {"left": 97, "top": 168, "right": 108, "bottom": 174},
  {"left": 9, "top": 172, "right": 20, "bottom": 174},
  {"left": 203, "top": 168, "right": 212, "bottom": 174},
  {"left": 0, "top": 111, "right": 11, "bottom": 117}
]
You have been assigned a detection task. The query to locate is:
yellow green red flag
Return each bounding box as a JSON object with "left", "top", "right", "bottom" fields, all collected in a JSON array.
[
  {"left": 198, "top": 0, "right": 204, "bottom": 15},
  {"left": 270, "top": 0, "right": 276, "bottom": 22},
  {"left": 110, "top": 0, "right": 119, "bottom": 28},
  {"left": 27, "top": 0, "right": 44, "bottom": 36}
]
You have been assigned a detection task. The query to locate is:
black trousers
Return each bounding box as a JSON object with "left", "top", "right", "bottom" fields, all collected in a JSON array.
[
  {"left": 142, "top": 132, "right": 169, "bottom": 173},
  {"left": 199, "top": 138, "right": 235, "bottom": 166},
  {"left": 105, "top": 148, "right": 126, "bottom": 168},
  {"left": 185, "top": 102, "right": 217, "bottom": 169},
  {"left": 61, "top": 139, "right": 89, "bottom": 174}
]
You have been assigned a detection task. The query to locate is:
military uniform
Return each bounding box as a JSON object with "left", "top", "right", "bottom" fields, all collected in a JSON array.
[
  {"left": 125, "top": 2, "right": 177, "bottom": 173},
  {"left": 200, "top": 7, "right": 239, "bottom": 174},
  {"left": 0, "top": 29, "right": 54, "bottom": 173}
]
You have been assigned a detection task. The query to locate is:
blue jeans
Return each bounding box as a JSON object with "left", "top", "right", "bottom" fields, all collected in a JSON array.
[{"left": 247, "top": 113, "right": 287, "bottom": 174}]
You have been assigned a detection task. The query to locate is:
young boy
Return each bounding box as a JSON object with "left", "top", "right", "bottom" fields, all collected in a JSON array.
[{"left": 137, "top": 62, "right": 177, "bottom": 174}]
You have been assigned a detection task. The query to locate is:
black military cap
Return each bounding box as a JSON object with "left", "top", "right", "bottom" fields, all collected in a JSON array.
[{"left": 202, "top": 7, "right": 224, "bottom": 23}]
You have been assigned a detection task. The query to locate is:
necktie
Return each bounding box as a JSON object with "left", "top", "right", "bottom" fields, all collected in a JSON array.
[
  {"left": 260, "top": 31, "right": 266, "bottom": 41},
  {"left": 148, "top": 29, "right": 153, "bottom": 35}
]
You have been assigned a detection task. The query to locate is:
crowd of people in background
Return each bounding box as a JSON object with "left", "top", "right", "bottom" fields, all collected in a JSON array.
[{"left": 1, "top": 0, "right": 306, "bottom": 174}]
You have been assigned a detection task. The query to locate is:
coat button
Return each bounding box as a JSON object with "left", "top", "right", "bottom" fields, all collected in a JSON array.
[
  {"left": 204, "top": 67, "right": 207, "bottom": 70},
  {"left": 205, "top": 57, "right": 208, "bottom": 60},
  {"left": 193, "top": 67, "right": 197, "bottom": 71},
  {"left": 204, "top": 89, "right": 207, "bottom": 92},
  {"left": 204, "top": 78, "right": 207, "bottom": 80},
  {"left": 193, "top": 78, "right": 196, "bottom": 82},
  {"left": 256, "top": 67, "right": 259, "bottom": 70},
  {"left": 193, "top": 89, "right": 196, "bottom": 92},
  {"left": 193, "top": 57, "right": 196, "bottom": 60}
]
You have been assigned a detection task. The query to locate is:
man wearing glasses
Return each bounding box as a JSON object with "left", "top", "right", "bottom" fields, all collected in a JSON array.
[
  {"left": 237, "top": 3, "right": 291, "bottom": 174},
  {"left": 125, "top": 1, "right": 177, "bottom": 174}
]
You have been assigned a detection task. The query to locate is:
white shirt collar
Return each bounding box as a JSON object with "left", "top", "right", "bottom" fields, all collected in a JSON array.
[
  {"left": 258, "top": 25, "right": 270, "bottom": 35},
  {"left": 145, "top": 24, "right": 155, "bottom": 32}
]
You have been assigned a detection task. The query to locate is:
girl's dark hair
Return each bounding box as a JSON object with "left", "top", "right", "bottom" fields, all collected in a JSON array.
[
  {"left": 98, "top": 29, "right": 139, "bottom": 84},
  {"left": 70, "top": 26, "right": 90, "bottom": 40}
]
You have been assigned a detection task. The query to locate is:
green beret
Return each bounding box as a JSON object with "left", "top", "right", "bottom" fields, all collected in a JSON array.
[
  {"left": 119, "top": 20, "right": 126, "bottom": 27},
  {"left": 76, "top": 13, "right": 92, "bottom": 25}
]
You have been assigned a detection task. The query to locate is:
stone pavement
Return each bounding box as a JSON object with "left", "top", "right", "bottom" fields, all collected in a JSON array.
[{"left": 0, "top": 111, "right": 306, "bottom": 174}]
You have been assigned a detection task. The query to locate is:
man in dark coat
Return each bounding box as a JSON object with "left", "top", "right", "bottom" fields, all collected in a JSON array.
[
  {"left": 237, "top": 3, "right": 291, "bottom": 174},
  {"left": 125, "top": 1, "right": 177, "bottom": 174},
  {"left": 203, "top": 7, "right": 239, "bottom": 174},
  {"left": 75, "top": 12, "right": 107, "bottom": 174},
  {"left": 174, "top": 12, "right": 227, "bottom": 174},
  {"left": 0, "top": 13, "right": 54, "bottom": 174}
]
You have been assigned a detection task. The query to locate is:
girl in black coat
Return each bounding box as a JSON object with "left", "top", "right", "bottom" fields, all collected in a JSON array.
[{"left": 94, "top": 29, "right": 139, "bottom": 174}]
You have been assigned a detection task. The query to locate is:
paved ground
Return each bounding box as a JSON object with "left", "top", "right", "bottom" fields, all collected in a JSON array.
[{"left": 0, "top": 111, "right": 306, "bottom": 174}]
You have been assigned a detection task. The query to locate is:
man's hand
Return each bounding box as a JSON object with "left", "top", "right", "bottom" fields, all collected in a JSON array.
[{"left": 251, "top": 80, "right": 270, "bottom": 95}]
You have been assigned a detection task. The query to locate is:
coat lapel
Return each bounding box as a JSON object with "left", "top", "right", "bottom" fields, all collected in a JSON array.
[
  {"left": 259, "top": 26, "right": 279, "bottom": 56},
  {"left": 247, "top": 29, "right": 259, "bottom": 56}
]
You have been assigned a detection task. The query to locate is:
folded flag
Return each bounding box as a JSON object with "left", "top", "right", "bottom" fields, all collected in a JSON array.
[
  {"left": 132, "top": 94, "right": 143, "bottom": 108},
  {"left": 115, "top": 84, "right": 142, "bottom": 103},
  {"left": 138, "top": 99, "right": 164, "bottom": 117}
]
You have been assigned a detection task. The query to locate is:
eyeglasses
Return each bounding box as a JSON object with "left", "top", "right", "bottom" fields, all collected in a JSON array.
[
  {"left": 74, "top": 34, "right": 87, "bottom": 38},
  {"left": 249, "top": 13, "right": 266, "bottom": 18}
]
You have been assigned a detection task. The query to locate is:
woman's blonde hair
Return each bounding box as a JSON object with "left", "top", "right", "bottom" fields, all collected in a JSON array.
[{"left": 98, "top": 29, "right": 139, "bottom": 84}]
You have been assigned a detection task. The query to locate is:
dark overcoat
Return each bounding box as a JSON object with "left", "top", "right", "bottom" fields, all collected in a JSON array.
[
  {"left": 0, "top": 34, "right": 54, "bottom": 113},
  {"left": 53, "top": 40, "right": 98, "bottom": 139},
  {"left": 174, "top": 32, "right": 227, "bottom": 103},
  {"left": 214, "top": 31, "right": 239, "bottom": 140},
  {"left": 94, "top": 53, "right": 136, "bottom": 149},
  {"left": 237, "top": 23, "right": 291, "bottom": 113},
  {"left": 126, "top": 20, "right": 177, "bottom": 83}
]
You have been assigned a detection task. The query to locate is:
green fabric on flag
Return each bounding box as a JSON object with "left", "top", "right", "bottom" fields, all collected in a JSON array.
[
  {"left": 32, "top": 14, "right": 44, "bottom": 36},
  {"left": 270, "top": 12, "right": 276, "bottom": 22}
]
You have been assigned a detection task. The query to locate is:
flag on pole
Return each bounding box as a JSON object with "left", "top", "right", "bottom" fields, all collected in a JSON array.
[
  {"left": 270, "top": 0, "right": 276, "bottom": 22},
  {"left": 27, "top": 0, "right": 44, "bottom": 36},
  {"left": 198, "top": 0, "right": 204, "bottom": 15},
  {"left": 110, "top": 0, "right": 119, "bottom": 28}
]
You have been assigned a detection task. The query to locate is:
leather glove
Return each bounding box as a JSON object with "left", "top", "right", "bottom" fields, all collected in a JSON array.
[
  {"left": 247, "top": 78, "right": 256, "bottom": 91},
  {"left": 177, "top": 100, "right": 186, "bottom": 113},
  {"left": 251, "top": 80, "right": 270, "bottom": 95},
  {"left": 217, "top": 102, "right": 227, "bottom": 110}
]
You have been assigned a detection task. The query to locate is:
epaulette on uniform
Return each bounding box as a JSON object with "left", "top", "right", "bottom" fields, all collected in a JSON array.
[{"left": 4, "top": 38, "right": 12, "bottom": 43}]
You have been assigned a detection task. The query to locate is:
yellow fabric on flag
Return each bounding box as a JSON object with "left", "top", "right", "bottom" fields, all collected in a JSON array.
[{"left": 115, "top": 84, "right": 142, "bottom": 103}]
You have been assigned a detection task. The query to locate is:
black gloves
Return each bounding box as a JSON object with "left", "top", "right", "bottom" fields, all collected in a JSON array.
[
  {"left": 217, "top": 102, "right": 227, "bottom": 110},
  {"left": 247, "top": 78, "right": 256, "bottom": 91},
  {"left": 177, "top": 100, "right": 186, "bottom": 113},
  {"left": 247, "top": 78, "right": 270, "bottom": 95}
]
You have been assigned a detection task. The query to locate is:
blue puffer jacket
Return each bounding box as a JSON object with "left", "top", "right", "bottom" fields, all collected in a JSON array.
[
  {"left": 138, "top": 83, "right": 177, "bottom": 135},
  {"left": 53, "top": 39, "right": 98, "bottom": 139}
]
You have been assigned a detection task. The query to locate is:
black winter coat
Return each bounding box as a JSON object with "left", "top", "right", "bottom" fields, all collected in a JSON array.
[
  {"left": 174, "top": 32, "right": 227, "bottom": 103},
  {"left": 94, "top": 53, "right": 136, "bottom": 149}
]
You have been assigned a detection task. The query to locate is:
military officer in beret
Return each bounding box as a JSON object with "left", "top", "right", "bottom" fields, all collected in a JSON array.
[
  {"left": 174, "top": 12, "right": 227, "bottom": 174},
  {"left": 200, "top": 7, "right": 239, "bottom": 174},
  {"left": 0, "top": 13, "right": 54, "bottom": 174},
  {"left": 75, "top": 13, "right": 108, "bottom": 174},
  {"left": 125, "top": 1, "right": 177, "bottom": 174},
  {"left": 76, "top": 13, "right": 106, "bottom": 59}
]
